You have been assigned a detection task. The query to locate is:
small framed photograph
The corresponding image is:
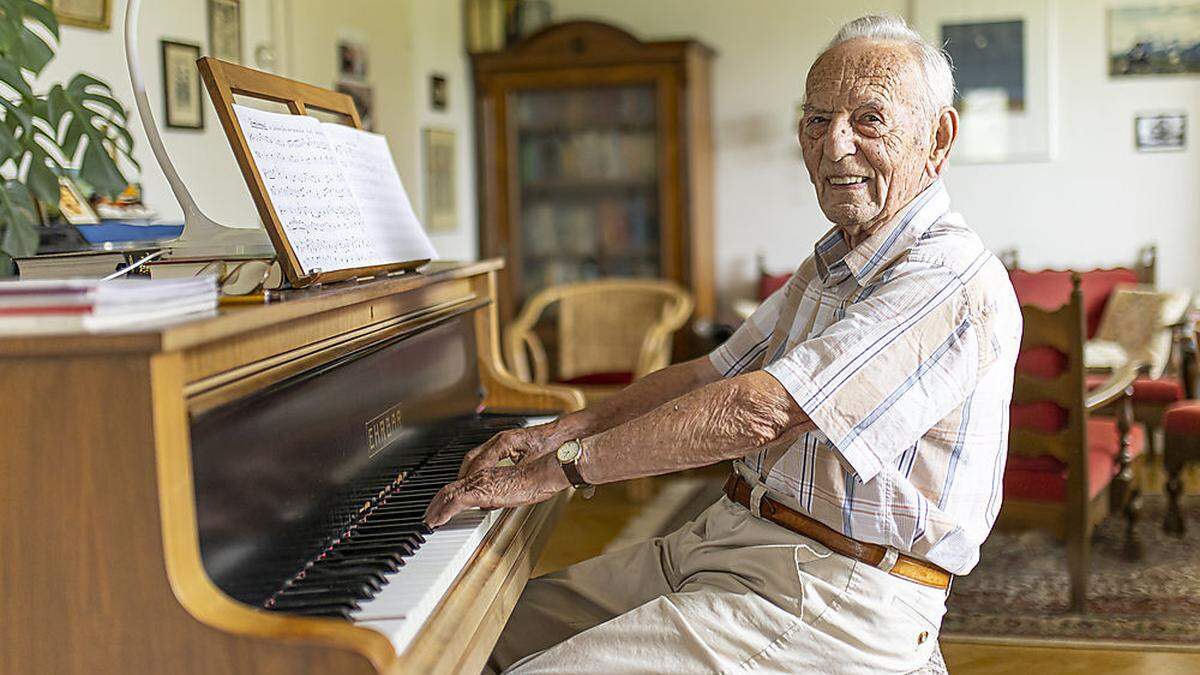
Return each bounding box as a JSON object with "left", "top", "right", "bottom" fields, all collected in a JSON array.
[
  {"left": 430, "top": 73, "right": 448, "bottom": 111},
  {"left": 338, "top": 41, "right": 369, "bottom": 80},
  {"left": 161, "top": 40, "right": 204, "bottom": 130},
  {"left": 51, "top": 0, "right": 111, "bottom": 31},
  {"left": 58, "top": 177, "right": 100, "bottom": 225},
  {"left": 336, "top": 80, "right": 375, "bottom": 131},
  {"left": 422, "top": 128, "right": 457, "bottom": 233},
  {"left": 1135, "top": 112, "right": 1187, "bottom": 152},
  {"left": 208, "top": 0, "right": 242, "bottom": 63}
]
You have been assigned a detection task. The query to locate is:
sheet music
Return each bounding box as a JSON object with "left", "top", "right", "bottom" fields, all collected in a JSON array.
[
  {"left": 320, "top": 123, "right": 436, "bottom": 263},
  {"left": 233, "top": 104, "right": 377, "bottom": 274}
]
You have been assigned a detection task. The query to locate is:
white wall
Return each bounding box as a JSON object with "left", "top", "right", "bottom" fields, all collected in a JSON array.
[
  {"left": 46, "top": 0, "right": 479, "bottom": 261},
  {"left": 550, "top": 0, "right": 1200, "bottom": 315},
  {"left": 44, "top": 0, "right": 274, "bottom": 228}
]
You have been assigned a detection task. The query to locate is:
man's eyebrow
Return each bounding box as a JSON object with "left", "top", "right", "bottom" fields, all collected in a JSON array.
[{"left": 801, "top": 104, "right": 831, "bottom": 115}]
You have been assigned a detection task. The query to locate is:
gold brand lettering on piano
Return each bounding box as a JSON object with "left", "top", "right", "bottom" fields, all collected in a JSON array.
[{"left": 366, "top": 403, "right": 404, "bottom": 457}]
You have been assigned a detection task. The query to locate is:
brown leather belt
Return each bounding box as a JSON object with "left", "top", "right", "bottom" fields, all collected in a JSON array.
[{"left": 724, "top": 473, "right": 952, "bottom": 590}]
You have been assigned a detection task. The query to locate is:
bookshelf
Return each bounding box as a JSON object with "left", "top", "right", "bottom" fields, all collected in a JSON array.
[{"left": 472, "top": 21, "right": 716, "bottom": 340}]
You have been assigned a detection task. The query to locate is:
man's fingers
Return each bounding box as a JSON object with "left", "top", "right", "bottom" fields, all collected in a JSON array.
[
  {"left": 424, "top": 480, "right": 480, "bottom": 528},
  {"left": 459, "top": 436, "right": 500, "bottom": 478}
]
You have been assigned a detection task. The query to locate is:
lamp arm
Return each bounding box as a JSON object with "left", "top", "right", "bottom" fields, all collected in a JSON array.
[{"left": 123, "top": 0, "right": 272, "bottom": 258}]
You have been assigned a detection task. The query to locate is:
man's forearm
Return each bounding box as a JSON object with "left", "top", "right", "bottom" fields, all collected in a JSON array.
[
  {"left": 575, "top": 370, "right": 813, "bottom": 485},
  {"left": 550, "top": 356, "right": 722, "bottom": 443}
]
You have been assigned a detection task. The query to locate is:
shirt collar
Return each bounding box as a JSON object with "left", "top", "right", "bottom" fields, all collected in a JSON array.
[{"left": 813, "top": 180, "right": 950, "bottom": 287}]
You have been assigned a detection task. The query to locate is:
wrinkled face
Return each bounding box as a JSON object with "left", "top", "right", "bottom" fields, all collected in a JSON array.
[{"left": 800, "top": 39, "right": 936, "bottom": 239}]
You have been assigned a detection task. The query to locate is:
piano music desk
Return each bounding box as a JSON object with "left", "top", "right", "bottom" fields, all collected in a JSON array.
[{"left": 0, "top": 260, "right": 583, "bottom": 675}]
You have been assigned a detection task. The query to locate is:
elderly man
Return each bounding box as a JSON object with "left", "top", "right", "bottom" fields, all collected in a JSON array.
[{"left": 425, "top": 14, "right": 1020, "bottom": 674}]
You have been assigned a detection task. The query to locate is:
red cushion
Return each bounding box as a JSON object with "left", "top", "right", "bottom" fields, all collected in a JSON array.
[
  {"left": 559, "top": 371, "right": 635, "bottom": 386},
  {"left": 1016, "top": 345, "right": 1068, "bottom": 379},
  {"left": 1004, "top": 418, "right": 1145, "bottom": 502},
  {"left": 1011, "top": 401, "right": 1069, "bottom": 434},
  {"left": 758, "top": 273, "right": 791, "bottom": 301},
  {"left": 1008, "top": 268, "right": 1139, "bottom": 338},
  {"left": 1164, "top": 400, "right": 1200, "bottom": 435},
  {"left": 1085, "top": 374, "right": 1185, "bottom": 404}
]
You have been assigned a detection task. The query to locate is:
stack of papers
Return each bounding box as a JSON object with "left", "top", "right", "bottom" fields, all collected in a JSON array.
[{"left": 0, "top": 277, "right": 218, "bottom": 334}]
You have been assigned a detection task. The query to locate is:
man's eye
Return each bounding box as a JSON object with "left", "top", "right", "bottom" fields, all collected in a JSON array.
[
  {"left": 861, "top": 113, "right": 883, "bottom": 124},
  {"left": 806, "top": 116, "right": 828, "bottom": 127}
]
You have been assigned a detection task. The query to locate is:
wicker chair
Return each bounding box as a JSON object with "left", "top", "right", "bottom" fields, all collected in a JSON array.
[{"left": 505, "top": 279, "right": 694, "bottom": 405}]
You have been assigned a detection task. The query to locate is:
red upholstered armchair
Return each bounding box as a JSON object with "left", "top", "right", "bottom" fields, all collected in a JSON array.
[{"left": 1002, "top": 274, "right": 1145, "bottom": 612}]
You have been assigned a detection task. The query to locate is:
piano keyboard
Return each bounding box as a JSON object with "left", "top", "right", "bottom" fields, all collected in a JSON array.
[{"left": 258, "top": 414, "right": 556, "bottom": 653}]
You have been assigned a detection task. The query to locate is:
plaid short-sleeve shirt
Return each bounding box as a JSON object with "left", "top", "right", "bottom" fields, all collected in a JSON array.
[{"left": 710, "top": 181, "right": 1021, "bottom": 574}]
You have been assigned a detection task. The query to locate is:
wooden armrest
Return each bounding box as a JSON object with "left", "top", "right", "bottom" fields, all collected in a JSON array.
[{"left": 1085, "top": 362, "right": 1140, "bottom": 410}]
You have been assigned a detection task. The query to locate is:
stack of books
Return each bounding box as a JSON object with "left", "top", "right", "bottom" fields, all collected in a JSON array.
[{"left": 0, "top": 277, "right": 218, "bottom": 334}]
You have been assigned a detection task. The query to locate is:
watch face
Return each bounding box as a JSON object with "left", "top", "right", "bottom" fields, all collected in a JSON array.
[{"left": 557, "top": 441, "right": 581, "bottom": 463}]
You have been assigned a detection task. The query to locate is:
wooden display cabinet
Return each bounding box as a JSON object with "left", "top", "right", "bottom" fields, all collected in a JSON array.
[{"left": 471, "top": 21, "right": 716, "bottom": 339}]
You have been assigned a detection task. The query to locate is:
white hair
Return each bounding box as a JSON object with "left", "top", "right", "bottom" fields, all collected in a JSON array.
[{"left": 822, "top": 14, "right": 955, "bottom": 118}]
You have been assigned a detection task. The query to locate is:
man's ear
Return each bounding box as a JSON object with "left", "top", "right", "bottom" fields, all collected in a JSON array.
[{"left": 926, "top": 106, "right": 959, "bottom": 178}]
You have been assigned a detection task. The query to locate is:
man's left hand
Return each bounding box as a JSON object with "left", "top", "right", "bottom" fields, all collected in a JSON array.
[{"left": 423, "top": 453, "right": 570, "bottom": 528}]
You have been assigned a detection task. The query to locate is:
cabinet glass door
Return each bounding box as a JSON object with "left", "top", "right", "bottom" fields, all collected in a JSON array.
[{"left": 513, "top": 84, "right": 659, "bottom": 299}]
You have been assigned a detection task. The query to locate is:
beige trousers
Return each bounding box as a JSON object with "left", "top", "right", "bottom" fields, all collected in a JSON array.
[{"left": 490, "top": 497, "right": 946, "bottom": 674}]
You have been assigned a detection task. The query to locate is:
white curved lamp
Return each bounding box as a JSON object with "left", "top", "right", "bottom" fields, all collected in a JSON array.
[{"left": 124, "top": 0, "right": 273, "bottom": 259}]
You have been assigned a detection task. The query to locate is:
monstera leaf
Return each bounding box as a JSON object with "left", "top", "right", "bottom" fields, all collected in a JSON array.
[
  {"left": 0, "top": 0, "right": 138, "bottom": 272},
  {"left": 0, "top": 179, "right": 38, "bottom": 259},
  {"left": 48, "top": 73, "right": 137, "bottom": 196}
]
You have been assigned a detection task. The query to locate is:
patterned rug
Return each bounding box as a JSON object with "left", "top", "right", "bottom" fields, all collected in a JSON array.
[{"left": 943, "top": 494, "right": 1200, "bottom": 642}]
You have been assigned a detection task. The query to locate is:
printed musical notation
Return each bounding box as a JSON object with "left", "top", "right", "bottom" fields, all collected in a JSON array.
[
  {"left": 321, "top": 123, "right": 436, "bottom": 263},
  {"left": 233, "top": 104, "right": 434, "bottom": 275}
]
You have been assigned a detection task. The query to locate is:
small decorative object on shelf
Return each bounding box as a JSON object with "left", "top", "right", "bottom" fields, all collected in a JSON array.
[{"left": 472, "top": 21, "right": 716, "bottom": 353}]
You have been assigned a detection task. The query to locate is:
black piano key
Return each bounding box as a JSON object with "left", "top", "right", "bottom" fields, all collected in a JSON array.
[
  {"left": 276, "top": 607, "right": 354, "bottom": 620},
  {"left": 273, "top": 584, "right": 373, "bottom": 601},
  {"left": 268, "top": 598, "right": 361, "bottom": 613},
  {"left": 297, "top": 566, "right": 387, "bottom": 587},
  {"left": 312, "top": 557, "right": 400, "bottom": 573},
  {"left": 329, "top": 541, "right": 416, "bottom": 557},
  {"left": 285, "top": 569, "right": 379, "bottom": 590}
]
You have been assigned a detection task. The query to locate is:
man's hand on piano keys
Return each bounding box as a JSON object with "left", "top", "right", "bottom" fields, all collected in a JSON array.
[
  {"left": 457, "top": 425, "right": 562, "bottom": 479},
  {"left": 424, "top": 452, "right": 570, "bottom": 528}
]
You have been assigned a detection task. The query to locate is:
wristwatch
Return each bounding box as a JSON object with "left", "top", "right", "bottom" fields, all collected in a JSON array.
[{"left": 556, "top": 439, "right": 595, "bottom": 498}]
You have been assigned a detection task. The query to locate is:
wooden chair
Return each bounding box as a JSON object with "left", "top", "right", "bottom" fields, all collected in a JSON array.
[
  {"left": 505, "top": 278, "right": 694, "bottom": 404},
  {"left": 1001, "top": 274, "right": 1146, "bottom": 612},
  {"left": 1006, "top": 246, "right": 1191, "bottom": 460}
]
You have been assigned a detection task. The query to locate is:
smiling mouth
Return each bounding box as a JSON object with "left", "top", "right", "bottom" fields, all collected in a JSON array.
[{"left": 827, "top": 176, "right": 870, "bottom": 187}]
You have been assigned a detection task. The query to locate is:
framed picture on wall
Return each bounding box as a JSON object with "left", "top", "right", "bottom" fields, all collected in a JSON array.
[
  {"left": 1109, "top": 5, "right": 1200, "bottom": 76},
  {"left": 911, "top": 0, "right": 1056, "bottom": 163},
  {"left": 208, "top": 0, "right": 242, "bottom": 64},
  {"left": 1135, "top": 112, "right": 1186, "bottom": 152},
  {"left": 161, "top": 40, "right": 204, "bottom": 130},
  {"left": 50, "top": 0, "right": 111, "bottom": 31},
  {"left": 422, "top": 128, "right": 457, "bottom": 233}
]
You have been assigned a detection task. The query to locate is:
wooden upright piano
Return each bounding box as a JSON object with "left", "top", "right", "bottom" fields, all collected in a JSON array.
[{"left": 0, "top": 260, "right": 584, "bottom": 674}]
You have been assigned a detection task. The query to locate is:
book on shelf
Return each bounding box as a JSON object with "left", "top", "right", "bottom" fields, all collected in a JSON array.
[
  {"left": 13, "top": 246, "right": 161, "bottom": 280},
  {"left": 0, "top": 276, "right": 218, "bottom": 334}
]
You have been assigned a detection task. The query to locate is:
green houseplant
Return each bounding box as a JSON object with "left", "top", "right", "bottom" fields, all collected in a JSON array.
[{"left": 0, "top": 0, "right": 136, "bottom": 272}]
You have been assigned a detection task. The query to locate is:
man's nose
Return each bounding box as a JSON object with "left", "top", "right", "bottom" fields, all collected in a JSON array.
[{"left": 823, "top": 116, "right": 856, "bottom": 163}]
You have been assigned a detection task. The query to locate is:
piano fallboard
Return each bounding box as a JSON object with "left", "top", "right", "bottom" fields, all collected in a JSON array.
[{"left": 0, "top": 260, "right": 583, "bottom": 675}]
